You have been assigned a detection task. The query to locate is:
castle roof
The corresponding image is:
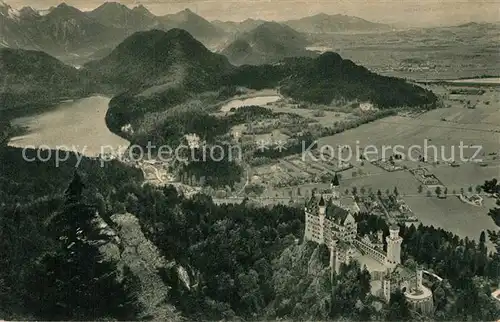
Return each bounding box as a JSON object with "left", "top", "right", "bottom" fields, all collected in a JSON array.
[
  {"left": 326, "top": 201, "right": 350, "bottom": 225},
  {"left": 306, "top": 195, "right": 319, "bottom": 210},
  {"left": 319, "top": 195, "right": 326, "bottom": 206},
  {"left": 390, "top": 224, "right": 399, "bottom": 230},
  {"left": 332, "top": 173, "right": 340, "bottom": 186}
]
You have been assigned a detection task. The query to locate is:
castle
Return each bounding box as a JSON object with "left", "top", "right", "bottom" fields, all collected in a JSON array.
[{"left": 304, "top": 174, "right": 434, "bottom": 313}]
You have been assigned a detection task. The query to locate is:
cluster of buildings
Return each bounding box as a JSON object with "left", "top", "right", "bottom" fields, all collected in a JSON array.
[{"left": 303, "top": 174, "right": 434, "bottom": 314}]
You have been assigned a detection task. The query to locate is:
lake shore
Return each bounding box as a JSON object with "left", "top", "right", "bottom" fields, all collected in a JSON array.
[{"left": 8, "top": 95, "right": 130, "bottom": 157}]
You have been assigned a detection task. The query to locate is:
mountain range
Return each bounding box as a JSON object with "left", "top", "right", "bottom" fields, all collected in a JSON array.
[
  {"left": 212, "top": 18, "right": 267, "bottom": 34},
  {"left": 0, "top": 1, "right": 398, "bottom": 61},
  {"left": 284, "top": 13, "right": 392, "bottom": 33},
  {"left": 0, "top": 1, "right": 228, "bottom": 58}
]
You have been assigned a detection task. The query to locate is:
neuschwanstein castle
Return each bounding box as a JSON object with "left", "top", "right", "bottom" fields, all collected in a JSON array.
[{"left": 304, "top": 174, "right": 434, "bottom": 314}]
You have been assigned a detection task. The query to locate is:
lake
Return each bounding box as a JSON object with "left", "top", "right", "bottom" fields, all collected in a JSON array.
[
  {"left": 8, "top": 96, "right": 130, "bottom": 157},
  {"left": 220, "top": 95, "right": 282, "bottom": 112}
]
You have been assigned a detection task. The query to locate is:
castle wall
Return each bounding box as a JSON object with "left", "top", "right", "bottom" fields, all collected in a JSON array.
[
  {"left": 304, "top": 211, "right": 323, "bottom": 244},
  {"left": 353, "top": 239, "right": 387, "bottom": 264}
]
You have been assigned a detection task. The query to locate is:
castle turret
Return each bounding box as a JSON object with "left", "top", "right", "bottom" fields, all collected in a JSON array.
[
  {"left": 383, "top": 275, "right": 391, "bottom": 303},
  {"left": 385, "top": 224, "right": 403, "bottom": 268},
  {"left": 318, "top": 195, "right": 326, "bottom": 242},
  {"left": 378, "top": 230, "right": 384, "bottom": 244},
  {"left": 331, "top": 173, "right": 340, "bottom": 199},
  {"left": 416, "top": 267, "right": 423, "bottom": 290},
  {"left": 319, "top": 195, "right": 326, "bottom": 216}
]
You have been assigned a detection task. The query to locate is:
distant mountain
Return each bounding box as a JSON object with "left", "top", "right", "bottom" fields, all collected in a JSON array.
[
  {"left": 21, "top": 3, "right": 125, "bottom": 54},
  {"left": 159, "top": 9, "right": 225, "bottom": 43},
  {"left": 132, "top": 4, "right": 156, "bottom": 19},
  {"left": 0, "top": 48, "right": 93, "bottom": 112},
  {"left": 85, "top": 28, "right": 232, "bottom": 91},
  {"left": 221, "top": 22, "right": 314, "bottom": 65},
  {"left": 284, "top": 13, "right": 391, "bottom": 33},
  {"left": 18, "top": 6, "right": 40, "bottom": 20},
  {"left": 0, "top": 1, "right": 38, "bottom": 48},
  {"left": 212, "top": 18, "right": 266, "bottom": 33},
  {"left": 88, "top": 2, "right": 158, "bottom": 31}
]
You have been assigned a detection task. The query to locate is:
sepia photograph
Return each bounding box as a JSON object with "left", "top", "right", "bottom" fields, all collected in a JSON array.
[{"left": 0, "top": 0, "right": 499, "bottom": 320}]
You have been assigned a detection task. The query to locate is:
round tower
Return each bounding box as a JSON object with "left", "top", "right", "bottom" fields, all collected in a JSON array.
[
  {"left": 383, "top": 275, "right": 391, "bottom": 303},
  {"left": 416, "top": 267, "right": 423, "bottom": 290},
  {"left": 385, "top": 224, "right": 403, "bottom": 268}
]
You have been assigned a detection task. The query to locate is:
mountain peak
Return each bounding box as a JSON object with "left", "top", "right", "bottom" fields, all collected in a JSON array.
[
  {"left": 165, "top": 27, "right": 195, "bottom": 38},
  {"left": 85, "top": 28, "right": 231, "bottom": 92},
  {"left": 132, "top": 4, "right": 153, "bottom": 17},
  {"left": 102, "top": 2, "right": 126, "bottom": 8},
  {"left": 19, "top": 6, "right": 39, "bottom": 18},
  {"left": 161, "top": 8, "right": 223, "bottom": 40},
  {"left": 93, "top": 2, "right": 129, "bottom": 12},
  {"left": 110, "top": 28, "right": 202, "bottom": 56},
  {"left": 50, "top": 2, "right": 82, "bottom": 16}
]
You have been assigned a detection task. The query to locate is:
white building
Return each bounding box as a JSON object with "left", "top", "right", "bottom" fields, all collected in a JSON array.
[{"left": 303, "top": 173, "right": 433, "bottom": 313}]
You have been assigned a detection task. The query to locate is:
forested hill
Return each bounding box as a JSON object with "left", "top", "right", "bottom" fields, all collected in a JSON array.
[
  {"left": 229, "top": 52, "right": 437, "bottom": 107},
  {"left": 0, "top": 48, "right": 95, "bottom": 113},
  {"left": 0, "top": 28, "right": 437, "bottom": 122},
  {"left": 84, "top": 28, "right": 233, "bottom": 91},
  {"left": 92, "top": 29, "right": 437, "bottom": 137},
  {"left": 2, "top": 145, "right": 499, "bottom": 320}
]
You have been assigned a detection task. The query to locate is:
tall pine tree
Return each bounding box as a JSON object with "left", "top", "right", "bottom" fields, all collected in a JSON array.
[{"left": 25, "top": 171, "right": 140, "bottom": 320}]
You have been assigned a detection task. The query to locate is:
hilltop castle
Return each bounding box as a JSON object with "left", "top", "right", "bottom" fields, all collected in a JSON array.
[{"left": 304, "top": 174, "right": 434, "bottom": 313}]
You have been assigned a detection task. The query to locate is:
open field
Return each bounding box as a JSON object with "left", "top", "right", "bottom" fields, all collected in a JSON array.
[
  {"left": 317, "top": 107, "right": 500, "bottom": 162},
  {"left": 264, "top": 100, "right": 353, "bottom": 127},
  {"left": 307, "top": 24, "right": 500, "bottom": 80},
  {"left": 259, "top": 94, "right": 500, "bottom": 239},
  {"left": 403, "top": 194, "right": 498, "bottom": 240}
]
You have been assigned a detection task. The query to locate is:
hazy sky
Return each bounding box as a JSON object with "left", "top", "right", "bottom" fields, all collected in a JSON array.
[{"left": 8, "top": 0, "right": 500, "bottom": 26}]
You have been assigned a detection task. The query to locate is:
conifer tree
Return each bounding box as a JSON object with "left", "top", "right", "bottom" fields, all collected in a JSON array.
[{"left": 26, "top": 171, "right": 140, "bottom": 320}]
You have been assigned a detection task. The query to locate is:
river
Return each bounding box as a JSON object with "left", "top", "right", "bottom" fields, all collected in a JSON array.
[{"left": 7, "top": 96, "right": 130, "bottom": 157}]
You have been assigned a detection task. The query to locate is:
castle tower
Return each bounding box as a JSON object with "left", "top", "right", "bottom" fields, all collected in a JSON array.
[
  {"left": 416, "top": 267, "right": 423, "bottom": 290},
  {"left": 319, "top": 195, "right": 326, "bottom": 216},
  {"left": 318, "top": 195, "right": 326, "bottom": 243},
  {"left": 385, "top": 224, "right": 403, "bottom": 268},
  {"left": 383, "top": 275, "right": 391, "bottom": 303},
  {"left": 331, "top": 172, "right": 340, "bottom": 199},
  {"left": 378, "top": 230, "right": 384, "bottom": 244}
]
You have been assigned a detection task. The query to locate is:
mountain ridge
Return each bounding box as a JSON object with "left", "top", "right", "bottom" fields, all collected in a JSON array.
[{"left": 284, "top": 12, "right": 391, "bottom": 33}]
